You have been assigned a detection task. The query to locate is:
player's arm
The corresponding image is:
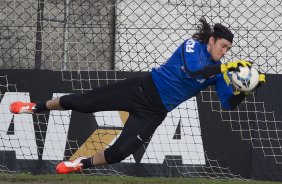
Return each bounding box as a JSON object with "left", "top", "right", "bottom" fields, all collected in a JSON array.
[
  {"left": 215, "top": 73, "right": 266, "bottom": 110},
  {"left": 181, "top": 39, "right": 219, "bottom": 78},
  {"left": 200, "top": 60, "right": 250, "bottom": 78},
  {"left": 214, "top": 74, "right": 240, "bottom": 110},
  {"left": 181, "top": 39, "right": 206, "bottom": 78},
  {"left": 182, "top": 40, "right": 252, "bottom": 79},
  {"left": 200, "top": 60, "right": 253, "bottom": 81},
  {"left": 227, "top": 92, "right": 247, "bottom": 109}
]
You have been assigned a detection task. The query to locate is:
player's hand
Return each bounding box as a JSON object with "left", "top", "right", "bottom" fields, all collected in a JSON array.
[
  {"left": 220, "top": 60, "right": 252, "bottom": 73},
  {"left": 220, "top": 60, "right": 252, "bottom": 86}
]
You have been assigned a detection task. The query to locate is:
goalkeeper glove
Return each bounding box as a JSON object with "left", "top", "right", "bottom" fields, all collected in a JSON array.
[
  {"left": 256, "top": 73, "right": 266, "bottom": 89},
  {"left": 220, "top": 60, "right": 253, "bottom": 85},
  {"left": 220, "top": 60, "right": 252, "bottom": 73},
  {"left": 234, "top": 72, "right": 266, "bottom": 96}
]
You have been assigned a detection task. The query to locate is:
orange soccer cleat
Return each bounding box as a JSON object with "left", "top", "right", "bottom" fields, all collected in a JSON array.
[
  {"left": 9, "top": 101, "right": 36, "bottom": 114},
  {"left": 56, "top": 157, "right": 86, "bottom": 174}
]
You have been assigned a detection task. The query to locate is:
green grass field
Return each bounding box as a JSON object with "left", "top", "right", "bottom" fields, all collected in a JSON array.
[{"left": 0, "top": 173, "right": 281, "bottom": 184}]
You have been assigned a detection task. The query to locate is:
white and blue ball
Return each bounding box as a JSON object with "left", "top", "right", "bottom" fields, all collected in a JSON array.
[{"left": 231, "top": 66, "right": 259, "bottom": 92}]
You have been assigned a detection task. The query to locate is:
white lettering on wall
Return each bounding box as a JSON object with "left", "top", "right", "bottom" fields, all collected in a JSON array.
[
  {"left": 42, "top": 93, "right": 70, "bottom": 160},
  {"left": 0, "top": 92, "right": 38, "bottom": 159},
  {"left": 140, "top": 99, "right": 205, "bottom": 164}
]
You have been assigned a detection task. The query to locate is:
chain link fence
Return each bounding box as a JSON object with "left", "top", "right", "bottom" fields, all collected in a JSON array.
[{"left": 0, "top": 0, "right": 281, "bottom": 73}]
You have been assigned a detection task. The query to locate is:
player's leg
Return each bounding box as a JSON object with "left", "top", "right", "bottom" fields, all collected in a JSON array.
[
  {"left": 55, "top": 149, "right": 106, "bottom": 174},
  {"left": 10, "top": 76, "right": 141, "bottom": 114},
  {"left": 56, "top": 113, "right": 166, "bottom": 174}
]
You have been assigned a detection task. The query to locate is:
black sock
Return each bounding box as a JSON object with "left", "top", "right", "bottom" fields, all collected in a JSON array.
[
  {"left": 34, "top": 102, "right": 48, "bottom": 113},
  {"left": 81, "top": 157, "right": 94, "bottom": 169}
]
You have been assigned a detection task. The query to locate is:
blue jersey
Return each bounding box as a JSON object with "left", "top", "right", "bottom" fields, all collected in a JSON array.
[{"left": 151, "top": 38, "right": 234, "bottom": 112}]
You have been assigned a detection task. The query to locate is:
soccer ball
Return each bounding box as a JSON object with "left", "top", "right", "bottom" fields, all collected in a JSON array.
[{"left": 231, "top": 66, "right": 259, "bottom": 92}]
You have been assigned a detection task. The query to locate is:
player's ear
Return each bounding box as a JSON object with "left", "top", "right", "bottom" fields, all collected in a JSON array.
[{"left": 209, "top": 36, "right": 215, "bottom": 45}]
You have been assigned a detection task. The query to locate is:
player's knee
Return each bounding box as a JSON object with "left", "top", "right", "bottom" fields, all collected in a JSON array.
[
  {"left": 104, "top": 144, "right": 135, "bottom": 164},
  {"left": 60, "top": 94, "right": 78, "bottom": 110},
  {"left": 60, "top": 94, "right": 90, "bottom": 112}
]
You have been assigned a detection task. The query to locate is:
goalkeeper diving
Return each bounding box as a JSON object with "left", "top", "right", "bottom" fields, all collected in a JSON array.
[{"left": 9, "top": 17, "right": 265, "bottom": 174}]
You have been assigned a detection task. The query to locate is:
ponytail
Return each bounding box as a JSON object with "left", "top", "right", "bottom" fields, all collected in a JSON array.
[{"left": 192, "top": 17, "right": 212, "bottom": 44}]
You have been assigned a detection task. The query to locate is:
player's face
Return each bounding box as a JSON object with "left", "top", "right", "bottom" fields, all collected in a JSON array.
[{"left": 208, "top": 37, "right": 232, "bottom": 61}]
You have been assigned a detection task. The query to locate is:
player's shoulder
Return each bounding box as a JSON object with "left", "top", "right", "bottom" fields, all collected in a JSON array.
[
  {"left": 186, "top": 38, "right": 206, "bottom": 49},
  {"left": 184, "top": 38, "right": 203, "bottom": 53},
  {"left": 186, "top": 37, "right": 201, "bottom": 45}
]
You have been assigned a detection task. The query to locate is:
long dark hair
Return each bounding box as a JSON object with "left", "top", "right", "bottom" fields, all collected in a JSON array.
[{"left": 192, "top": 17, "right": 212, "bottom": 44}]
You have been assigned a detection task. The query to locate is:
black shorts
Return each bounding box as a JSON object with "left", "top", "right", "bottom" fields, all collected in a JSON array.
[{"left": 60, "top": 73, "right": 168, "bottom": 163}]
